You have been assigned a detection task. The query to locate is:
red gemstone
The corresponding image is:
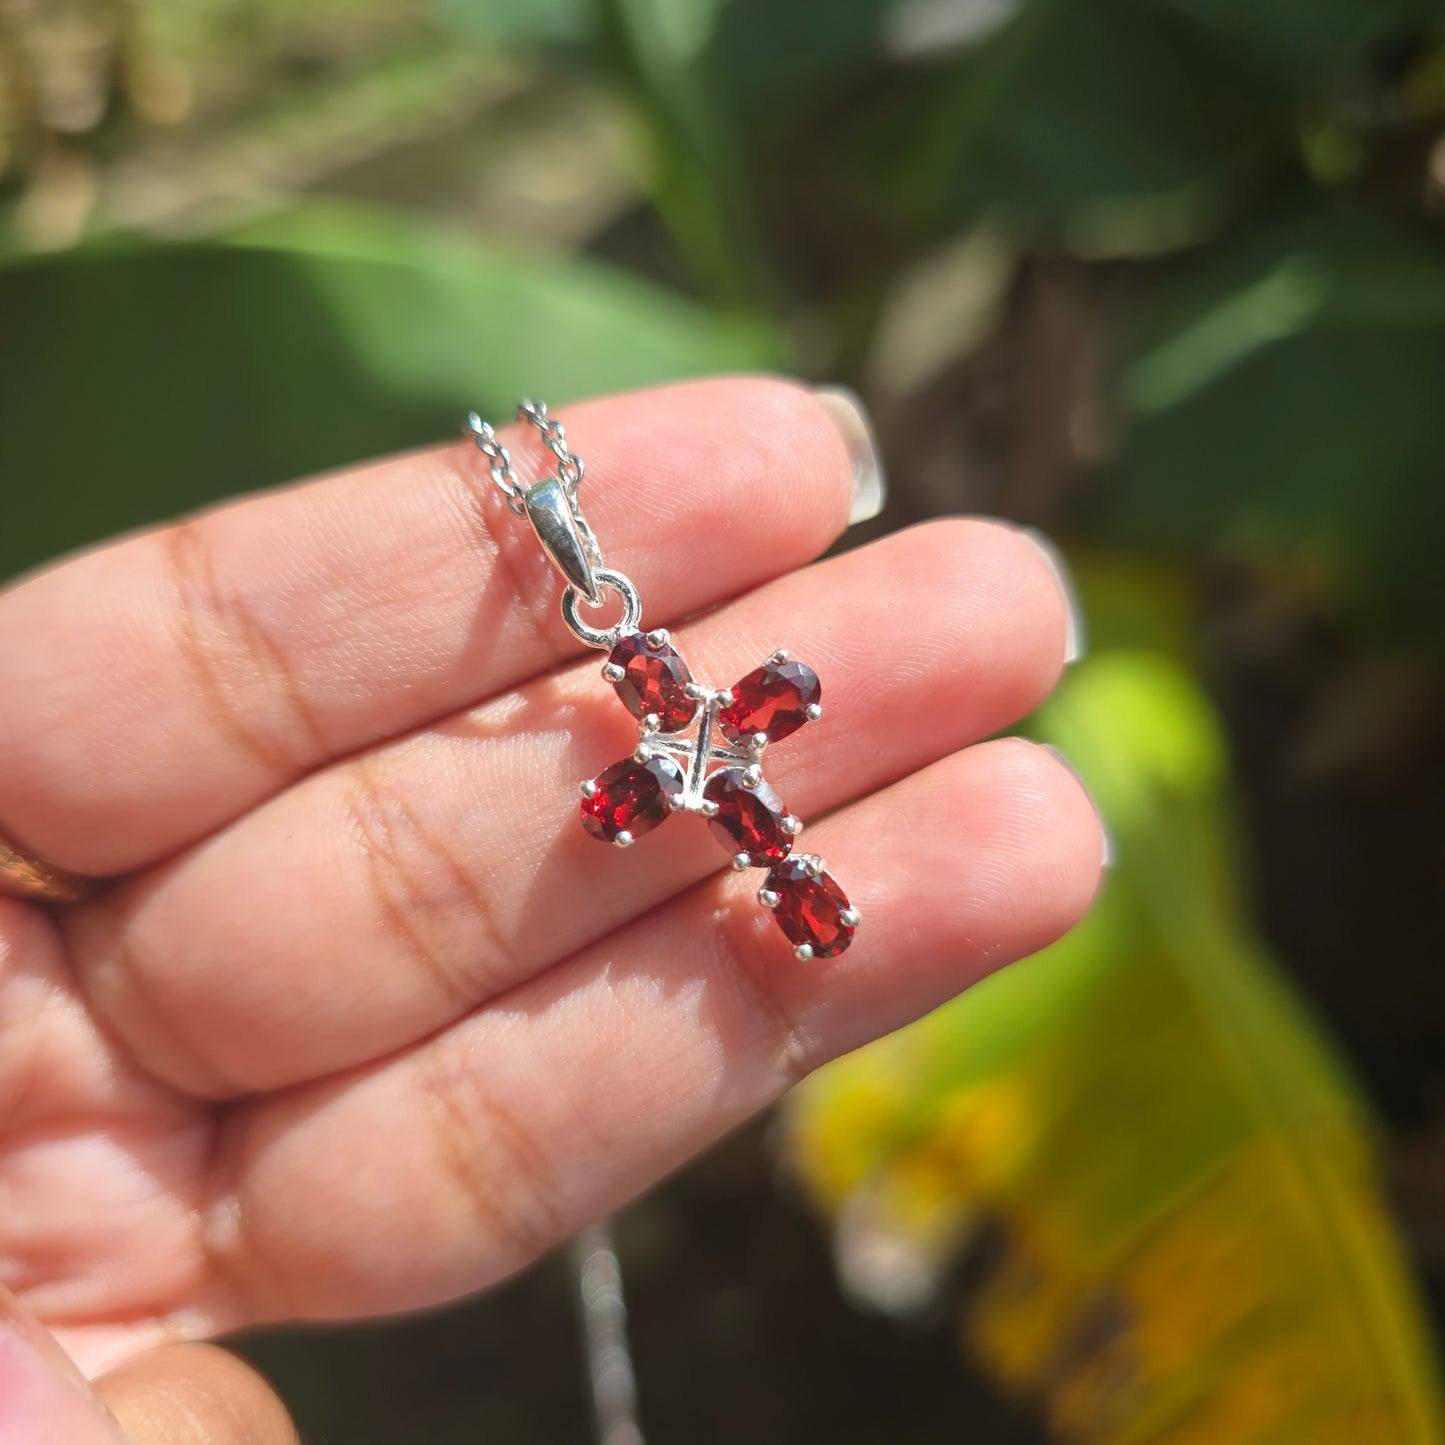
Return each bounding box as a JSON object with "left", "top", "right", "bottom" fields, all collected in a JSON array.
[
  {"left": 765, "top": 857, "right": 856, "bottom": 958},
  {"left": 718, "top": 660, "right": 820, "bottom": 746},
  {"left": 608, "top": 633, "right": 699, "bottom": 733},
  {"left": 581, "top": 754, "right": 685, "bottom": 843},
  {"left": 703, "top": 767, "right": 793, "bottom": 866}
]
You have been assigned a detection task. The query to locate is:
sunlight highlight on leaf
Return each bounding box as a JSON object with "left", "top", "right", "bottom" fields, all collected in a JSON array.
[{"left": 783, "top": 559, "right": 1445, "bottom": 1444}]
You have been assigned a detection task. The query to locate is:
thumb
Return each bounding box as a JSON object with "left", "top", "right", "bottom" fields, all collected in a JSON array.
[
  {"left": 93, "top": 1344, "right": 297, "bottom": 1445},
  {"left": 0, "top": 1287, "right": 296, "bottom": 1445},
  {"left": 0, "top": 1286, "right": 131, "bottom": 1445}
]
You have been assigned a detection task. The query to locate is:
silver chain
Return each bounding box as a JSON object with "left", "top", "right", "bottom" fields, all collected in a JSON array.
[
  {"left": 465, "top": 399, "right": 585, "bottom": 518},
  {"left": 572, "top": 1221, "right": 645, "bottom": 1445},
  {"left": 519, "top": 397, "right": 586, "bottom": 493},
  {"left": 463, "top": 411, "right": 523, "bottom": 516},
  {"left": 464, "top": 399, "right": 631, "bottom": 648}
]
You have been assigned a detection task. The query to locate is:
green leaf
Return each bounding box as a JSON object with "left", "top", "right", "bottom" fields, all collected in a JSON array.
[
  {"left": 870, "top": 0, "right": 1439, "bottom": 251},
  {"left": 1099, "top": 199, "right": 1445, "bottom": 638},
  {"left": 1157, "top": 0, "right": 1439, "bottom": 90},
  {"left": 0, "top": 203, "right": 777, "bottom": 581},
  {"left": 783, "top": 571, "right": 1445, "bottom": 1441},
  {"left": 596, "top": 0, "right": 781, "bottom": 310},
  {"left": 883, "top": 0, "right": 1286, "bottom": 246},
  {"left": 703, "top": 0, "right": 888, "bottom": 140},
  {"left": 432, "top": 0, "right": 597, "bottom": 45}
]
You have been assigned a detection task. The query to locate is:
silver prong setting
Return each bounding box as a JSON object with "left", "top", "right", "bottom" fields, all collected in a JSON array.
[
  {"left": 794, "top": 943, "right": 814, "bottom": 961},
  {"left": 840, "top": 908, "right": 861, "bottom": 928},
  {"left": 590, "top": 637, "right": 833, "bottom": 890}
]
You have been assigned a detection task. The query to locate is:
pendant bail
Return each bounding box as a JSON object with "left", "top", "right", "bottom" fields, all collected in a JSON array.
[{"left": 525, "top": 476, "right": 602, "bottom": 605}]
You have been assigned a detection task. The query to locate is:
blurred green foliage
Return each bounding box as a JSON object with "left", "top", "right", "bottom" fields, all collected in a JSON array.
[
  {"left": 2, "top": 0, "right": 1445, "bottom": 632},
  {"left": 2, "top": 0, "right": 1443, "bottom": 1440},
  {"left": 3, "top": 0, "right": 1444, "bottom": 632},
  {"left": 1104, "top": 199, "right": 1445, "bottom": 636},
  {"left": 786, "top": 562, "right": 1445, "bottom": 1441},
  {"left": 0, "top": 208, "right": 772, "bottom": 574}
]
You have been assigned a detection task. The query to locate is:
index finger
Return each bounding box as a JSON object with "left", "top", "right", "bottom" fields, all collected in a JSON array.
[{"left": 0, "top": 378, "right": 868, "bottom": 875}]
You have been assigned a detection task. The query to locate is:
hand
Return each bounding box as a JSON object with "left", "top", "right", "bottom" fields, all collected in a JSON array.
[{"left": 0, "top": 378, "right": 1102, "bottom": 1443}]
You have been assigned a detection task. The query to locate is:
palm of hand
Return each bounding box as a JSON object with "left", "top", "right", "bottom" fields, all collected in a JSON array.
[{"left": 2, "top": 899, "right": 218, "bottom": 1373}]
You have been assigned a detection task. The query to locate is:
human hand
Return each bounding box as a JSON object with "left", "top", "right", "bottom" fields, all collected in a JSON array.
[{"left": 0, "top": 378, "right": 1102, "bottom": 1442}]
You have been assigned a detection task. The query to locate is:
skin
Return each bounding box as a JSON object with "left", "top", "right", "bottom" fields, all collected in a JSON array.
[{"left": 0, "top": 377, "right": 1104, "bottom": 1442}]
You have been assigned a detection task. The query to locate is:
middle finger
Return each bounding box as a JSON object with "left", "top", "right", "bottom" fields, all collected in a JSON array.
[{"left": 66, "top": 519, "right": 1070, "bottom": 1097}]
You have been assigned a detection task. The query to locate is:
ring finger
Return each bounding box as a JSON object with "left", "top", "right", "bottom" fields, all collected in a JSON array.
[{"left": 66, "top": 519, "right": 1073, "bottom": 1097}]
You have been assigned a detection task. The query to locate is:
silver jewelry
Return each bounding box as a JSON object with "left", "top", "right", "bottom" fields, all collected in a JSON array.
[{"left": 466, "top": 401, "right": 858, "bottom": 960}]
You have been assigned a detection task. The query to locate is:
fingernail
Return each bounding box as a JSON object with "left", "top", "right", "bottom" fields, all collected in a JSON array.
[
  {"left": 0, "top": 1308, "right": 130, "bottom": 1444},
  {"left": 1015, "top": 527, "right": 1084, "bottom": 665},
  {"left": 812, "top": 385, "right": 887, "bottom": 525},
  {"left": 1038, "top": 744, "right": 1113, "bottom": 869}
]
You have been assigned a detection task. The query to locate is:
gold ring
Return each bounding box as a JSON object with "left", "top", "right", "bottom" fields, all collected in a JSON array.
[{"left": 0, "top": 833, "right": 90, "bottom": 904}]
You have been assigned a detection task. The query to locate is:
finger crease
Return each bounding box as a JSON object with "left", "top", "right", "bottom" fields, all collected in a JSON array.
[
  {"left": 65, "top": 917, "right": 242, "bottom": 1100},
  {"left": 164, "top": 520, "right": 329, "bottom": 778},
  {"left": 417, "top": 1039, "right": 564, "bottom": 1272},
  {"left": 197, "top": 1102, "right": 292, "bottom": 1325},
  {"left": 342, "top": 759, "right": 517, "bottom": 1011}
]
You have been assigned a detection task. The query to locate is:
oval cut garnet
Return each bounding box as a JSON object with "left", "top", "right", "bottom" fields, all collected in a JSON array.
[
  {"left": 703, "top": 768, "right": 792, "bottom": 866},
  {"left": 765, "top": 858, "right": 855, "bottom": 958},
  {"left": 581, "top": 754, "right": 685, "bottom": 843},
  {"left": 608, "top": 632, "right": 699, "bottom": 733},
  {"left": 718, "top": 661, "right": 820, "bottom": 746}
]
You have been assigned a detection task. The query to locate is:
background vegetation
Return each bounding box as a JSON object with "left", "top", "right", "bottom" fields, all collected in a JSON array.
[{"left": 2, "top": 1, "right": 1444, "bottom": 1439}]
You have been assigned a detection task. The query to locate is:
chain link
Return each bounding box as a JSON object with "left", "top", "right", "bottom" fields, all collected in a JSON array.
[
  {"left": 463, "top": 411, "right": 526, "bottom": 516},
  {"left": 518, "top": 397, "right": 586, "bottom": 494},
  {"left": 465, "top": 398, "right": 626, "bottom": 645},
  {"left": 465, "top": 399, "right": 587, "bottom": 517}
]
